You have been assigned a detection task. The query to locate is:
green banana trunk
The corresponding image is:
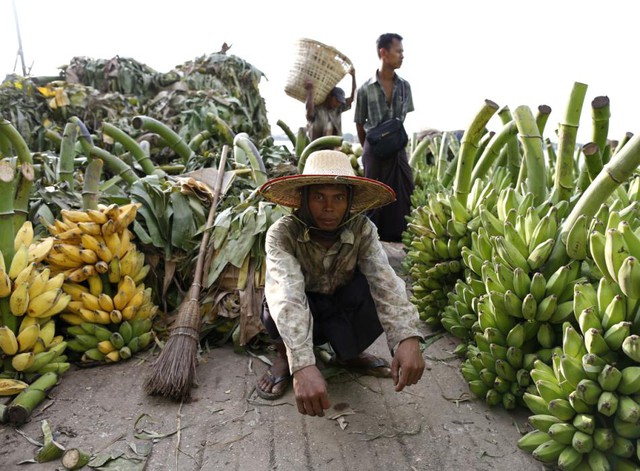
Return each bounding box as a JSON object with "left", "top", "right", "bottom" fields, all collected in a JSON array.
[
  {"left": 233, "top": 133, "right": 267, "bottom": 186},
  {"left": 591, "top": 96, "right": 610, "bottom": 163},
  {"left": 132, "top": 115, "right": 194, "bottom": 164},
  {"left": 81, "top": 158, "right": 103, "bottom": 211},
  {"left": 471, "top": 121, "right": 517, "bottom": 182},
  {"left": 512, "top": 105, "right": 546, "bottom": 204},
  {"left": 276, "top": 119, "right": 297, "bottom": 149},
  {"left": 58, "top": 122, "right": 78, "bottom": 190},
  {"left": 102, "top": 122, "right": 156, "bottom": 176},
  {"left": 497, "top": 106, "right": 521, "bottom": 184},
  {"left": 554, "top": 81, "right": 588, "bottom": 202},
  {"left": 453, "top": 99, "right": 499, "bottom": 207}
]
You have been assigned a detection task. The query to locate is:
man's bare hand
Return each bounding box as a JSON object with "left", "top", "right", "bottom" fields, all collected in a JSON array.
[
  {"left": 292, "top": 365, "right": 331, "bottom": 416},
  {"left": 303, "top": 79, "right": 314, "bottom": 90},
  {"left": 391, "top": 337, "right": 425, "bottom": 392}
]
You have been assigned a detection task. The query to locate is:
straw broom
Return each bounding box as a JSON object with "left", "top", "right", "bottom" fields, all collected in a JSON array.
[{"left": 144, "top": 145, "right": 229, "bottom": 401}]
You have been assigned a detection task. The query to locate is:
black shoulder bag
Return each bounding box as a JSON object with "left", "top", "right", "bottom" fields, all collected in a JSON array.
[{"left": 365, "top": 117, "right": 409, "bottom": 158}]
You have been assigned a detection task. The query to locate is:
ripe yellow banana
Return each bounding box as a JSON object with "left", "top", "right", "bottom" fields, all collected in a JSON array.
[
  {"left": 107, "top": 256, "right": 121, "bottom": 284},
  {"left": 10, "top": 281, "right": 30, "bottom": 316},
  {"left": 62, "top": 282, "right": 89, "bottom": 300},
  {"left": 113, "top": 275, "right": 136, "bottom": 311},
  {"left": 94, "top": 260, "right": 109, "bottom": 274},
  {"left": 78, "top": 308, "right": 99, "bottom": 323},
  {"left": 11, "top": 351, "right": 35, "bottom": 371},
  {"left": 77, "top": 221, "right": 103, "bottom": 236},
  {"left": 80, "top": 292, "right": 101, "bottom": 311},
  {"left": 20, "top": 323, "right": 43, "bottom": 355},
  {"left": 47, "top": 251, "right": 82, "bottom": 269},
  {"left": 79, "top": 248, "right": 98, "bottom": 265},
  {"left": 98, "top": 293, "right": 114, "bottom": 312},
  {"left": 0, "top": 378, "right": 29, "bottom": 396},
  {"left": 80, "top": 234, "right": 113, "bottom": 263},
  {"left": 95, "top": 309, "right": 111, "bottom": 324},
  {"left": 86, "top": 208, "right": 109, "bottom": 225},
  {"left": 110, "top": 309, "right": 124, "bottom": 323},
  {"left": 0, "top": 268, "right": 12, "bottom": 297},
  {"left": 38, "top": 320, "right": 56, "bottom": 347},
  {"left": 102, "top": 230, "right": 121, "bottom": 258},
  {"left": 28, "top": 236, "right": 55, "bottom": 264},
  {"left": 13, "top": 261, "right": 36, "bottom": 287},
  {"left": 43, "top": 272, "right": 65, "bottom": 292},
  {"left": 101, "top": 218, "right": 116, "bottom": 236},
  {"left": 66, "top": 265, "right": 96, "bottom": 283},
  {"left": 61, "top": 209, "right": 93, "bottom": 223},
  {"left": 85, "top": 274, "right": 102, "bottom": 297},
  {"left": 55, "top": 226, "right": 84, "bottom": 241},
  {"left": 121, "top": 305, "right": 137, "bottom": 321},
  {"left": 8, "top": 244, "right": 29, "bottom": 280},
  {"left": 125, "top": 285, "right": 145, "bottom": 310},
  {"left": 118, "top": 229, "right": 134, "bottom": 259},
  {"left": 113, "top": 203, "right": 140, "bottom": 233},
  {"left": 104, "top": 350, "right": 120, "bottom": 363},
  {"left": 0, "top": 326, "right": 19, "bottom": 355},
  {"left": 14, "top": 221, "right": 34, "bottom": 251},
  {"left": 97, "top": 340, "right": 116, "bottom": 354},
  {"left": 27, "top": 289, "right": 63, "bottom": 318},
  {"left": 40, "top": 292, "right": 71, "bottom": 318},
  {"left": 118, "top": 250, "right": 137, "bottom": 278},
  {"left": 28, "top": 268, "right": 51, "bottom": 300},
  {"left": 60, "top": 313, "right": 84, "bottom": 325}
]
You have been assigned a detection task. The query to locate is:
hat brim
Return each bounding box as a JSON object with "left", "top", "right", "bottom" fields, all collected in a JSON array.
[{"left": 259, "top": 174, "right": 396, "bottom": 212}]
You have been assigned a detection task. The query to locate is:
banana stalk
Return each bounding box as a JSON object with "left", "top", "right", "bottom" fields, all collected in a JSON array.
[
  {"left": 0, "top": 164, "right": 16, "bottom": 332},
  {"left": 82, "top": 158, "right": 103, "bottom": 211},
  {"left": 102, "top": 122, "right": 156, "bottom": 176},
  {"left": 497, "top": 107, "right": 521, "bottom": 185},
  {"left": 591, "top": 96, "right": 610, "bottom": 164},
  {"left": 471, "top": 121, "right": 517, "bottom": 182},
  {"left": 297, "top": 135, "right": 343, "bottom": 173},
  {"left": 71, "top": 117, "right": 139, "bottom": 186},
  {"left": 0, "top": 131, "right": 11, "bottom": 156},
  {"left": 535, "top": 104, "right": 552, "bottom": 135},
  {"left": 58, "top": 122, "right": 78, "bottom": 189},
  {"left": 581, "top": 142, "right": 603, "bottom": 182},
  {"left": 0, "top": 118, "right": 34, "bottom": 231},
  {"left": 440, "top": 153, "right": 458, "bottom": 188},
  {"left": 233, "top": 133, "right": 267, "bottom": 186},
  {"left": 276, "top": 119, "right": 297, "bottom": 149},
  {"left": 512, "top": 105, "right": 546, "bottom": 204},
  {"left": 545, "top": 133, "right": 640, "bottom": 273},
  {"left": 6, "top": 372, "right": 58, "bottom": 425},
  {"left": 408, "top": 135, "right": 433, "bottom": 168},
  {"left": 132, "top": 115, "right": 194, "bottom": 164},
  {"left": 436, "top": 131, "right": 453, "bottom": 183},
  {"left": 188, "top": 130, "right": 211, "bottom": 152},
  {"left": 453, "top": 99, "right": 500, "bottom": 206},
  {"left": 43, "top": 129, "right": 62, "bottom": 149},
  {"left": 554, "top": 81, "right": 588, "bottom": 202},
  {"left": 62, "top": 448, "right": 92, "bottom": 470}
]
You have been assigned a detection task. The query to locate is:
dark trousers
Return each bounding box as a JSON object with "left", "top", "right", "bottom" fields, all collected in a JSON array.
[{"left": 260, "top": 271, "right": 384, "bottom": 361}]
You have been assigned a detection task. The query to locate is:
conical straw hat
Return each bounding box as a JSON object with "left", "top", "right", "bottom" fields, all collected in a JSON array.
[{"left": 259, "top": 150, "right": 395, "bottom": 212}]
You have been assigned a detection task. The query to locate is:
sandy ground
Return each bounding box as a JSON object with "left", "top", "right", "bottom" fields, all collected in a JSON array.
[{"left": 0, "top": 243, "right": 543, "bottom": 471}]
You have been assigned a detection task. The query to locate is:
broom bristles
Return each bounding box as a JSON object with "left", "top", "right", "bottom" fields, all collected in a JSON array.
[{"left": 144, "top": 298, "right": 201, "bottom": 401}]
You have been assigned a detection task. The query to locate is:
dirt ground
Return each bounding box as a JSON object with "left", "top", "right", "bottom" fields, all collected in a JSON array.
[{"left": 0, "top": 242, "right": 544, "bottom": 471}]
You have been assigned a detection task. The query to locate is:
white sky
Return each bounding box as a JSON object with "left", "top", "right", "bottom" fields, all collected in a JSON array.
[{"left": 1, "top": 0, "right": 638, "bottom": 146}]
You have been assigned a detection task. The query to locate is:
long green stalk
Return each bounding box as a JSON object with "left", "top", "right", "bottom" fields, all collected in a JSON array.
[
  {"left": 591, "top": 96, "right": 610, "bottom": 161},
  {"left": 408, "top": 136, "right": 433, "bottom": 167},
  {"left": 102, "top": 122, "right": 156, "bottom": 175},
  {"left": 545, "top": 133, "right": 640, "bottom": 273},
  {"left": 189, "top": 130, "right": 212, "bottom": 151},
  {"left": 471, "top": 121, "right": 517, "bottom": 181},
  {"left": 276, "top": 119, "right": 297, "bottom": 149},
  {"left": 497, "top": 107, "right": 521, "bottom": 184},
  {"left": 512, "top": 106, "right": 546, "bottom": 204},
  {"left": 554, "top": 82, "right": 588, "bottom": 201},
  {"left": 71, "top": 117, "right": 139, "bottom": 186},
  {"left": 535, "top": 105, "right": 552, "bottom": 134},
  {"left": 132, "top": 115, "right": 194, "bottom": 164},
  {"left": 453, "top": 99, "right": 499, "bottom": 206},
  {"left": 7, "top": 372, "right": 59, "bottom": 425},
  {"left": 82, "top": 158, "right": 103, "bottom": 210},
  {"left": 436, "top": 131, "right": 452, "bottom": 182},
  {"left": 0, "top": 131, "right": 11, "bottom": 156},
  {"left": 44, "top": 129, "right": 62, "bottom": 149},
  {"left": 441, "top": 154, "right": 458, "bottom": 188},
  {"left": 582, "top": 142, "right": 602, "bottom": 181},
  {"left": 0, "top": 160, "right": 16, "bottom": 332},
  {"left": 613, "top": 132, "right": 634, "bottom": 157},
  {"left": 58, "top": 122, "right": 78, "bottom": 190},
  {"left": 234, "top": 133, "right": 267, "bottom": 186},
  {"left": 0, "top": 118, "right": 34, "bottom": 230}
]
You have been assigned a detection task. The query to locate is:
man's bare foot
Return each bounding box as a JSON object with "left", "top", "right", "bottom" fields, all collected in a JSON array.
[
  {"left": 256, "top": 345, "right": 291, "bottom": 400},
  {"left": 333, "top": 352, "right": 392, "bottom": 378}
]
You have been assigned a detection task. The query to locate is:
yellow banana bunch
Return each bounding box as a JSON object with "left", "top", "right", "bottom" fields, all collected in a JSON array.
[
  {"left": 27, "top": 236, "right": 55, "bottom": 264},
  {"left": 14, "top": 221, "right": 34, "bottom": 251},
  {"left": 8, "top": 244, "right": 29, "bottom": 279},
  {"left": 0, "top": 326, "right": 19, "bottom": 355}
]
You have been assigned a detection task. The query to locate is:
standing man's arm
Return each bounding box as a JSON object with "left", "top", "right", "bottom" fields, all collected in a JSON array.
[
  {"left": 346, "top": 67, "right": 356, "bottom": 107},
  {"left": 356, "top": 123, "right": 366, "bottom": 147},
  {"left": 304, "top": 79, "right": 315, "bottom": 123}
]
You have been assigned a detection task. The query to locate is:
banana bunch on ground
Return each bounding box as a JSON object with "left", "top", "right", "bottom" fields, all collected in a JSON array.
[
  {"left": 405, "top": 176, "right": 504, "bottom": 328},
  {"left": 518, "top": 320, "right": 640, "bottom": 469},
  {"left": 456, "top": 190, "right": 588, "bottom": 409},
  {"left": 0, "top": 317, "right": 69, "bottom": 378},
  {"left": 65, "top": 319, "right": 154, "bottom": 364},
  {"left": 0, "top": 221, "right": 71, "bottom": 384},
  {"left": 440, "top": 277, "right": 486, "bottom": 356}
]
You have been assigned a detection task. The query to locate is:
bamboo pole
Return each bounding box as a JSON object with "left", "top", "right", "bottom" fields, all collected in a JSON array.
[
  {"left": 554, "top": 82, "right": 588, "bottom": 201},
  {"left": 453, "top": 99, "right": 499, "bottom": 207},
  {"left": 512, "top": 106, "right": 546, "bottom": 204}
]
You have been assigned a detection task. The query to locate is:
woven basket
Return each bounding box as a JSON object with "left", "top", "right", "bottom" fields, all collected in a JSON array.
[{"left": 285, "top": 38, "right": 353, "bottom": 105}]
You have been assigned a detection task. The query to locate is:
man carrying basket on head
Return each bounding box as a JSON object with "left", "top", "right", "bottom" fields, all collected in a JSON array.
[
  {"left": 255, "top": 149, "right": 425, "bottom": 417},
  {"left": 304, "top": 67, "right": 356, "bottom": 141}
]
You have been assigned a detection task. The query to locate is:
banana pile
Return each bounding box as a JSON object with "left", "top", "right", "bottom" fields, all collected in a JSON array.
[
  {"left": 0, "top": 221, "right": 71, "bottom": 380},
  {"left": 42, "top": 203, "right": 158, "bottom": 363},
  {"left": 457, "top": 188, "right": 586, "bottom": 410},
  {"left": 405, "top": 174, "right": 506, "bottom": 329},
  {"left": 66, "top": 319, "right": 153, "bottom": 363}
]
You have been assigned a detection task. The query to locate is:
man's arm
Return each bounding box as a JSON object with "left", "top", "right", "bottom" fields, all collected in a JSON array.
[
  {"left": 356, "top": 123, "right": 366, "bottom": 147},
  {"left": 346, "top": 67, "right": 356, "bottom": 107},
  {"left": 304, "top": 79, "right": 315, "bottom": 122}
]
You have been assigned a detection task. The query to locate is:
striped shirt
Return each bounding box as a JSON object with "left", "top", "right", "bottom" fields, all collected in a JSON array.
[
  {"left": 354, "top": 72, "right": 414, "bottom": 131},
  {"left": 264, "top": 213, "right": 423, "bottom": 373}
]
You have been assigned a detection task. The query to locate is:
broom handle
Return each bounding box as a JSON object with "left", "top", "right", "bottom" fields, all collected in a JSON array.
[{"left": 190, "top": 145, "right": 229, "bottom": 297}]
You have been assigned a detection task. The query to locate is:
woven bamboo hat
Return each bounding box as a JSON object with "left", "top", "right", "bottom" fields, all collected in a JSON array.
[{"left": 259, "top": 150, "right": 396, "bottom": 211}]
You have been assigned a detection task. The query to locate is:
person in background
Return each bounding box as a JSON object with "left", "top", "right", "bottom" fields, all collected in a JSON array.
[
  {"left": 354, "top": 33, "right": 414, "bottom": 243},
  {"left": 304, "top": 67, "right": 356, "bottom": 141},
  {"left": 254, "top": 149, "right": 425, "bottom": 417}
]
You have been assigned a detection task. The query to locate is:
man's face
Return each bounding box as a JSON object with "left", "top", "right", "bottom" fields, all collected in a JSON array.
[
  {"left": 382, "top": 39, "right": 404, "bottom": 69},
  {"left": 307, "top": 184, "right": 349, "bottom": 231}
]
